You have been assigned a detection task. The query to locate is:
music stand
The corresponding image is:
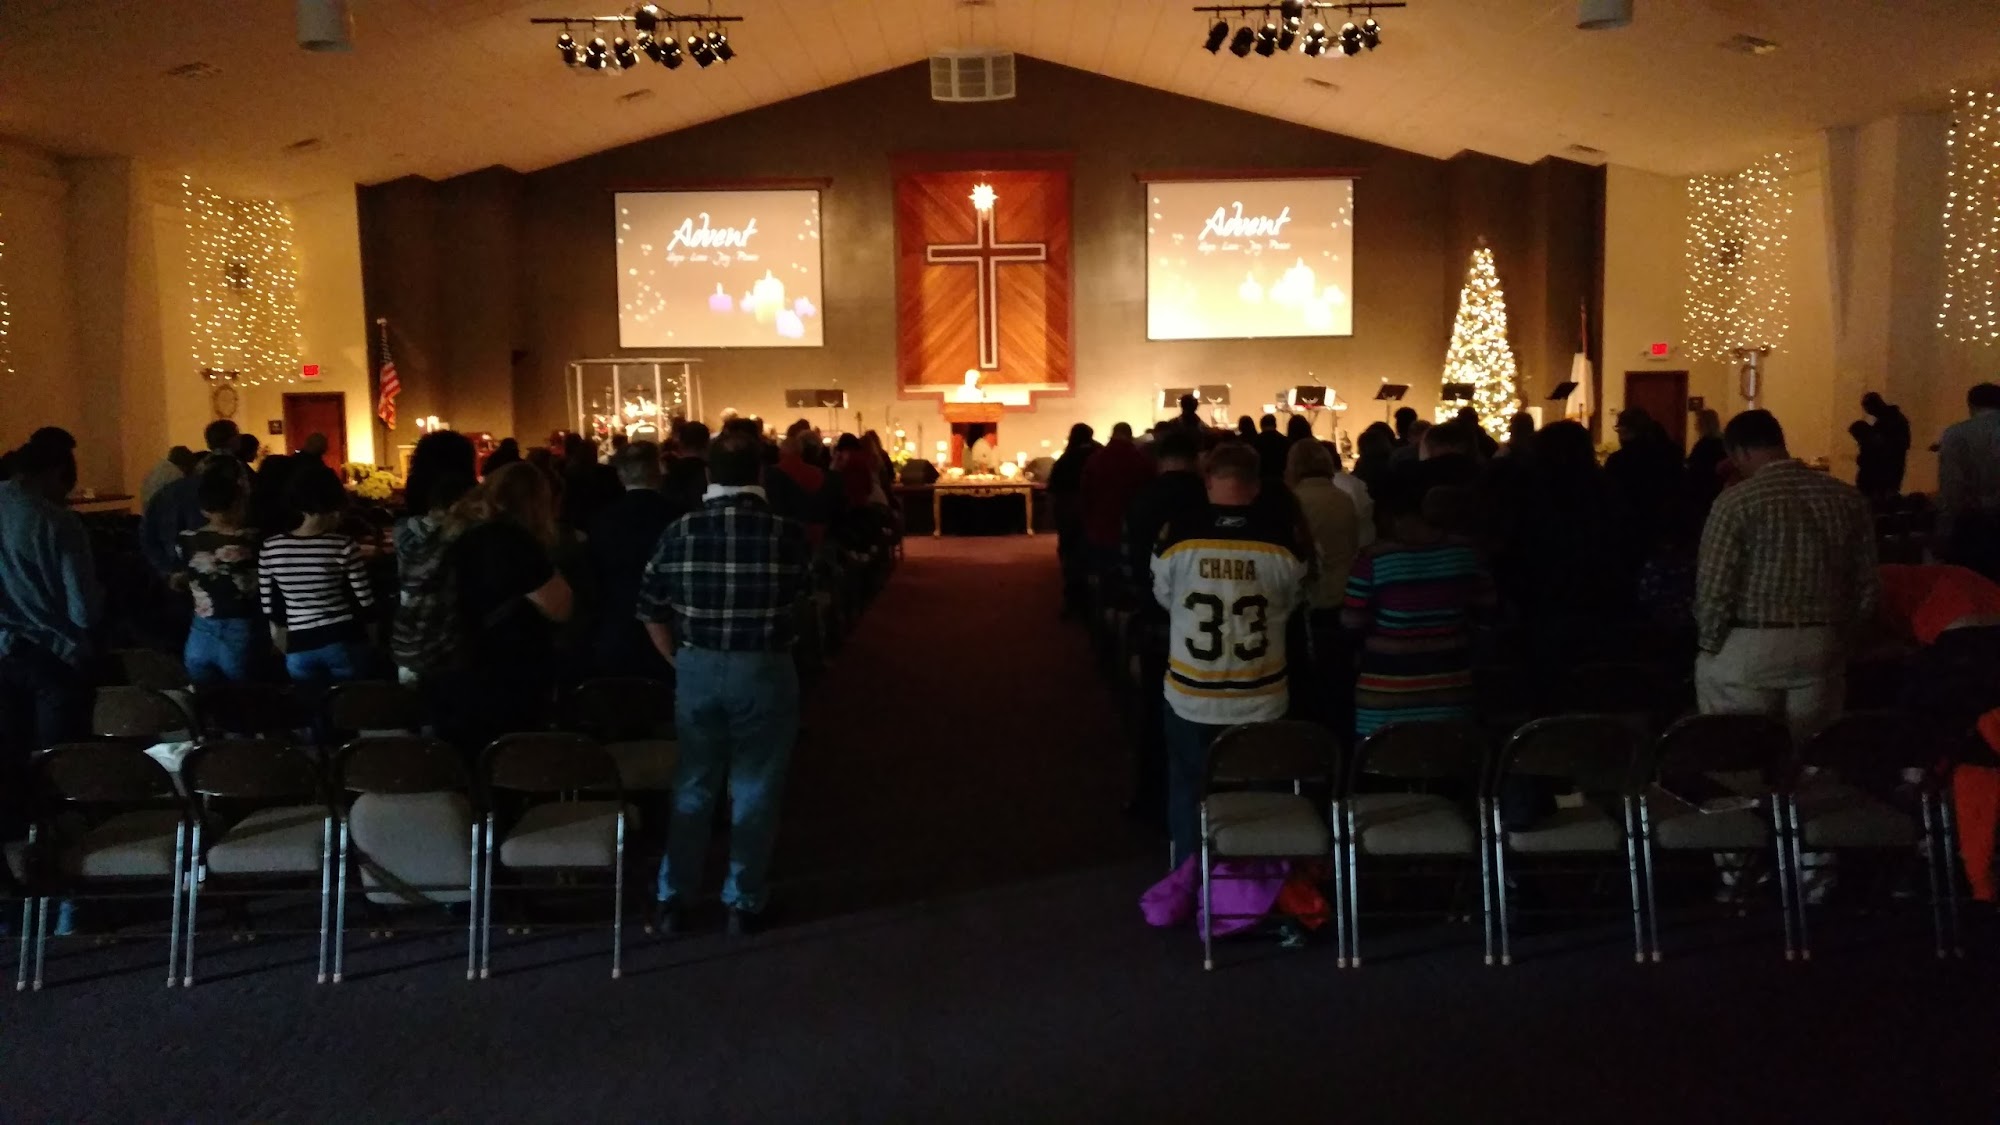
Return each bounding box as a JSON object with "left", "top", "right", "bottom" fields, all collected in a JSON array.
[
  {"left": 1547, "top": 381, "right": 1578, "bottom": 402},
  {"left": 783, "top": 388, "right": 847, "bottom": 435},
  {"left": 1289, "top": 385, "right": 1329, "bottom": 408},
  {"left": 1197, "top": 384, "right": 1231, "bottom": 427},
  {"left": 1159, "top": 387, "right": 1196, "bottom": 410},
  {"left": 1375, "top": 383, "right": 1409, "bottom": 424}
]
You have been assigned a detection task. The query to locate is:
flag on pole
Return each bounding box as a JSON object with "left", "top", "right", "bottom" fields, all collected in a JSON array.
[
  {"left": 1567, "top": 300, "right": 1594, "bottom": 426},
  {"left": 374, "top": 318, "right": 400, "bottom": 430}
]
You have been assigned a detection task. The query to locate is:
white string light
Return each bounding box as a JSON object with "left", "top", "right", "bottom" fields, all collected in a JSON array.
[
  {"left": 1684, "top": 150, "right": 1794, "bottom": 360},
  {"left": 1435, "top": 244, "right": 1520, "bottom": 439},
  {"left": 0, "top": 208, "right": 12, "bottom": 382},
  {"left": 1939, "top": 87, "right": 2000, "bottom": 343},
  {"left": 182, "top": 174, "right": 302, "bottom": 387}
]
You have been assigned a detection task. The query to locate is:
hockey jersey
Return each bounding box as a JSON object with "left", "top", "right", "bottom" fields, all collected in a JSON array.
[{"left": 1151, "top": 499, "right": 1312, "bottom": 726}]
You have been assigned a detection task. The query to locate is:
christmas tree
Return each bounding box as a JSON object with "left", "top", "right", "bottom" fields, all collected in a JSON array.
[{"left": 1436, "top": 244, "right": 1520, "bottom": 440}]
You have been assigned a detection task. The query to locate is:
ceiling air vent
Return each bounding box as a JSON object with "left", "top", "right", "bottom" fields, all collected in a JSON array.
[
  {"left": 931, "top": 49, "right": 1016, "bottom": 103},
  {"left": 1722, "top": 33, "right": 1780, "bottom": 56},
  {"left": 165, "top": 61, "right": 222, "bottom": 79},
  {"left": 1564, "top": 143, "right": 1606, "bottom": 162}
]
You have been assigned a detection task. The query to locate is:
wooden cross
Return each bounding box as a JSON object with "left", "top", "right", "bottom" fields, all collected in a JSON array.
[{"left": 925, "top": 189, "right": 1047, "bottom": 371}]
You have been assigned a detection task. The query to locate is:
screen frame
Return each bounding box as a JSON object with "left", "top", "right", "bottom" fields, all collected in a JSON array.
[
  {"left": 611, "top": 186, "right": 829, "bottom": 350},
  {"left": 1137, "top": 172, "right": 1359, "bottom": 344}
]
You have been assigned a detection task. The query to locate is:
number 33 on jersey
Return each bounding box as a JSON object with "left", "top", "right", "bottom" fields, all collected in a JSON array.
[{"left": 1150, "top": 506, "right": 1311, "bottom": 726}]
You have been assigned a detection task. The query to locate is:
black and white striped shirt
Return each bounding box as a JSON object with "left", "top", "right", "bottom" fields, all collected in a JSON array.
[{"left": 258, "top": 532, "right": 374, "bottom": 651}]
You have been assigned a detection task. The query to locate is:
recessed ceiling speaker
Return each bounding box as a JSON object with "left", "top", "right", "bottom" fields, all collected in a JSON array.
[
  {"left": 296, "top": 0, "right": 352, "bottom": 51},
  {"left": 1576, "top": 0, "right": 1633, "bottom": 30},
  {"left": 930, "top": 48, "right": 1016, "bottom": 103}
]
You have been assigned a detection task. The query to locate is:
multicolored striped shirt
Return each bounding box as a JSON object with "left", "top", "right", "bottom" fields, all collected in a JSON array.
[{"left": 1341, "top": 538, "right": 1495, "bottom": 736}]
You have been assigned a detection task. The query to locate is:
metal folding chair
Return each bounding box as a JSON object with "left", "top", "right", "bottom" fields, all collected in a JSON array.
[
  {"left": 1491, "top": 715, "right": 1648, "bottom": 965},
  {"left": 1341, "top": 720, "right": 1492, "bottom": 967},
  {"left": 1790, "top": 712, "right": 1961, "bottom": 960},
  {"left": 1196, "top": 721, "right": 1338, "bottom": 971},
  {"left": 477, "top": 734, "right": 630, "bottom": 980},
  {"left": 330, "top": 736, "right": 480, "bottom": 983},
  {"left": 1640, "top": 713, "right": 1797, "bottom": 960},
  {"left": 180, "top": 740, "right": 333, "bottom": 986},
  {"left": 19, "top": 744, "right": 194, "bottom": 990}
]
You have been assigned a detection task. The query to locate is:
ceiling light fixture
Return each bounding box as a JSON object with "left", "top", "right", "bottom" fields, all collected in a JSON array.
[
  {"left": 1576, "top": 0, "right": 1632, "bottom": 30},
  {"left": 1193, "top": 3, "right": 1404, "bottom": 59},
  {"left": 530, "top": 6, "right": 745, "bottom": 72}
]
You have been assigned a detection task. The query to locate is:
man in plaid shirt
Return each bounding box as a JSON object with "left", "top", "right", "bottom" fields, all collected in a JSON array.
[
  {"left": 1694, "top": 410, "right": 1879, "bottom": 742},
  {"left": 639, "top": 428, "right": 812, "bottom": 935}
]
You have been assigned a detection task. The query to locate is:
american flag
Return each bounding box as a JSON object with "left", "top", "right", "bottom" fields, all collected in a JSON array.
[{"left": 376, "top": 356, "right": 400, "bottom": 430}]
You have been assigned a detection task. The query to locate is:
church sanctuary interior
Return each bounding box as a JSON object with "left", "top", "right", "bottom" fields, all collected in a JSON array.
[{"left": 6, "top": 0, "right": 2000, "bottom": 1119}]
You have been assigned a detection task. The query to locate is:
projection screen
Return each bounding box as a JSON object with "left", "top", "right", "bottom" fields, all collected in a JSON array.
[
  {"left": 1145, "top": 178, "right": 1355, "bottom": 341},
  {"left": 615, "top": 189, "right": 824, "bottom": 348}
]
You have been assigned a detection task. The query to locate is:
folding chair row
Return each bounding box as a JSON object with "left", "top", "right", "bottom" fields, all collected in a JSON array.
[
  {"left": 12, "top": 733, "right": 635, "bottom": 992},
  {"left": 1195, "top": 711, "right": 1964, "bottom": 971}
]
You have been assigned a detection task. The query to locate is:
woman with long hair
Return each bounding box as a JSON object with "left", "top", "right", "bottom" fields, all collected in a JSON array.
[
  {"left": 393, "top": 430, "right": 480, "bottom": 685},
  {"left": 430, "top": 462, "right": 573, "bottom": 750}
]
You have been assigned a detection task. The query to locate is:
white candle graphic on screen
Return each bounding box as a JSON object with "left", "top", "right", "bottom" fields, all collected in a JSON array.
[
  {"left": 708, "top": 283, "right": 733, "bottom": 313},
  {"left": 1238, "top": 273, "right": 1265, "bottom": 304},
  {"left": 752, "top": 271, "right": 786, "bottom": 324}
]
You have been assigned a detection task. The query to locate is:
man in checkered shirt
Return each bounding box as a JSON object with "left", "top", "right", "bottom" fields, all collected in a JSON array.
[
  {"left": 639, "top": 427, "right": 812, "bottom": 936},
  {"left": 1694, "top": 409, "right": 1879, "bottom": 742}
]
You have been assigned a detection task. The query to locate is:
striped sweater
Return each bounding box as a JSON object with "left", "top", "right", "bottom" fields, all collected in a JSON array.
[
  {"left": 258, "top": 532, "right": 374, "bottom": 652},
  {"left": 1150, "top": 500, "right": 1311, "bottom": 726}
]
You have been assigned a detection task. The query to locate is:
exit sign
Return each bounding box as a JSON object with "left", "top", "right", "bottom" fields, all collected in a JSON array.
[
  {"left": 1647, "top": 342, "right": 1672, "bottom": 359},
  {"left": 301, "top": 363, "right": 321, "bottom": 379}
]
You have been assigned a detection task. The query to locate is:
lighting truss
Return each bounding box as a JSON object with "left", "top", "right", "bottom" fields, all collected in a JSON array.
[
  {"left": 531, "top": 5, "right": 744, "bottom": 72},
  {"left": 1192, "top": 2, "right": 1404, "bottom": 57}
]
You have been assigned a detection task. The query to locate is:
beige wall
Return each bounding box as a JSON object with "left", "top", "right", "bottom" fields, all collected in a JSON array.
[{"left": 0, "top": 142, "right": 85, "bottom": 478}]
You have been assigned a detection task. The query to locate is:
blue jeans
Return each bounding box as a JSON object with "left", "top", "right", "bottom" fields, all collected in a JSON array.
[
  {"left": 656, "top": 649, "right": 800, "bottom": 913},
  {"left": 1163, "top": 708, "right": 1230, "bottom": 865},
  {"left": 184, "top": 617, "right": 258, "bottom": 685},
  {"left": 285, "top": 640, "right": 367, "bottom": 684}
]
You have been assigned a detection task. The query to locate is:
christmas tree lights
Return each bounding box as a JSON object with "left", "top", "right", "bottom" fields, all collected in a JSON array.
[
  {"left": 1435, "top": 243, "right": 1519, "bottom": 439},
  {"left": 183, "top": 174, "right": 302, "bottom": 387},
  {"left": 1939, "top": 87, "right": 2000, "bottom": 343},
  {"left": 1684, "top": 150, "right": 1794, "bottom": 360}
]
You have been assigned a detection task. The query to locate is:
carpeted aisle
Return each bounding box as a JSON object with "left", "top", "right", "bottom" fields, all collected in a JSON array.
[
  {"left": 777, "top": 535, "right": 1151, "bottom": 921},
  {"left": 3, "top": 536, "right": 1997, "bottom": 1122}
]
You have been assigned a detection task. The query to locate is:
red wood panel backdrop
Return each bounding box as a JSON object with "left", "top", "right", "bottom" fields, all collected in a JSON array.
[{"left": 893, "top": 157, "right": 1073, "bottom": 396}]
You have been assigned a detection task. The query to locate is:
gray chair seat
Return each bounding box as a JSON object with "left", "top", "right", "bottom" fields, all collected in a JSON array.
[
  {"left": 498, "top": 801, "right": 631, "bottom": 870},
  {"left": 606, "top": 740, "right": 678, "bottom": 792},
  {"left": 65, "top": 810, "right": 184, "bottom": 878},
  {"left": 1800, "top": 784, "right": 1916, "bottom": 848},
  {"left": 1352, "top": 792, "right": 1476, "bottom": 855},
  {"left": 1205, "top": 792, "right": 1330, "bottom": 857},
  {"left": 206, "top": 806, "right": 327, "bottom": 876},
  {"left": 1507, "top": 804, "right": 1623, "bottom": 854},
  {"left": 1648, "top": 795, "right": 1769, "bottom": 851},
  {"left": 348, "top": 792, "right": 473, "bottom": 905}
]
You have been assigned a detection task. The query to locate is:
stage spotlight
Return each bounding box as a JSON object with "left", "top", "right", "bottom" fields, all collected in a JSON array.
[
  {"left": 1360, "top": 17, "right": 1381, "bottom": 49},
  {"left": 584, "top": 36, "right": 610, "bottom": 69},
  {"left": 1302, "top": 23, "right": 1327, "bottom": 56},
  {"left": 1339, "top": 21, "right": 1362, "bottom": 55},
  {"left": 1228, "top": 25, "right": 1255, "bottom": 56},
  {"left": 708, "top": 29, "right": 734, "bottom": 62},
  {"left": 1254, "top": 21, "right": 1278, "bottom": 56},
  {"left": 633, "top": 3, "right": 664, "bottom": 33},
  {"left": 1203, "top": 19, "right": 1229, "bottom": 53},
  {"left": 1278, "top": 26, "right": 1296, "bottom": 51},
  {"left": 612, "top": 35, "right": 639, "bottom": 68},
  {"left": 688, "top": 33, "right": 715, "bottom": 67},
  {"left": 556, "top": 31, "right": 583, "bottom": 66},
  {"left": 1279, "top": 0, "right": 1304, "bottom": 29}
]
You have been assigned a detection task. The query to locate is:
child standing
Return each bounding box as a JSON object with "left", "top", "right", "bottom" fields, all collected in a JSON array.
[
  {"left": 175, "top": 460, "right": 263, "bottom": 683},
  {"left": 258, "top": 461, "right": 375, "bottom": 682}
]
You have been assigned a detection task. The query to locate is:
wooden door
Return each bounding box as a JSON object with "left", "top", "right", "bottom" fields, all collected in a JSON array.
[
  {"left": 1623, "top": 371, "right": 1689, "bottom": 449},
  {"left": 282, "top": 393, "right": 348, "bottom": 470}
]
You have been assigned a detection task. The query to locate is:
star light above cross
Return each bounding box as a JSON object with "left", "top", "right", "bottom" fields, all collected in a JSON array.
[{"left": 969, "top": 183, "right": 997, "bottom": 212}]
